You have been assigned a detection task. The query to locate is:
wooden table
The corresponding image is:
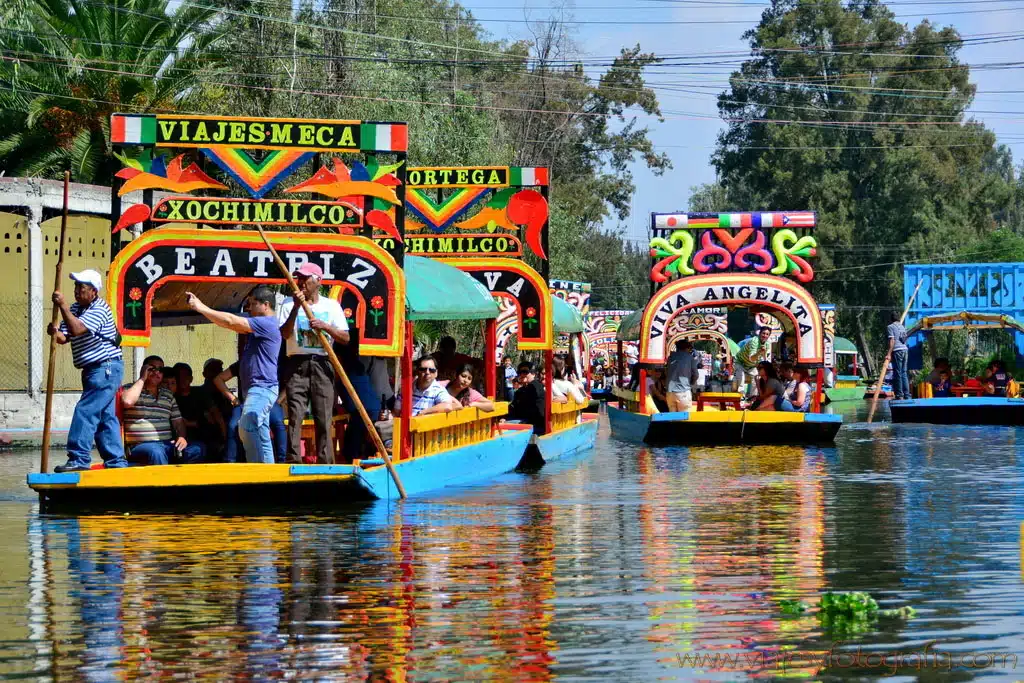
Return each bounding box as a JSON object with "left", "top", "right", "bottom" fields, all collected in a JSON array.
[
  {"left": 950, "top": 385, "right": 983, "bottom": 397},
  {"left": 697, "top": 392, "right": 744, "bottom": 412}
]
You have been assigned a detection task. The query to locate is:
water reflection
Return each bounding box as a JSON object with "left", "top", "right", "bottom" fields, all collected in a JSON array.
[{"left": 3, "top": 415, "right": 1024, "bottom": 681}]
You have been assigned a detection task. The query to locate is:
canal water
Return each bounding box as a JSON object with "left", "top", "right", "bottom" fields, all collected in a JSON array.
[{"left": 0, "top": 403, "right": 1021, "bottom": 681}]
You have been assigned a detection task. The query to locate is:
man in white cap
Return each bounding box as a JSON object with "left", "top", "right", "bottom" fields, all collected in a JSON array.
[
  {"left": 46, "top": 269, "right": 128, "bottom": 472},
  {"left": 278, "top": 262, "right": 349, "bottom": 464}
]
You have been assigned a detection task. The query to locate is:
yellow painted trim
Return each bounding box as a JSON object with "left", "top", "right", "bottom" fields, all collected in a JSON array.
[
  {"left": 741, "top": 411, "right": 805, "bottom": 423},
  {"left": 409, "top": 403, "right": 509, "bottom": 433},
  {"left": 30, "top": 463, "right": 355, "bottom": 490},
  {"left": 550, "top": 399, "right": 585, "bottom": 415},
  {"left": 612, "top": 386, "right": 639, "bottom": 402},
  {"left": 700, "top": 392, "right": 743, "bottom": 399},
  {"left": 681, "top": 411, "right": 744, "bottom": 422}
]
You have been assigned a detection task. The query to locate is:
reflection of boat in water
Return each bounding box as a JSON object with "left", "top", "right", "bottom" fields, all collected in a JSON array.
[{"left": 30, "top": 496, "right": 559, "bottom": 680}]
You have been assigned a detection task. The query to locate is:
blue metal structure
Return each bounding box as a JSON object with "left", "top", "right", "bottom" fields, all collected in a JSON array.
[{"left": 904, "top": 263, "right": 1024, "bottom": 368}]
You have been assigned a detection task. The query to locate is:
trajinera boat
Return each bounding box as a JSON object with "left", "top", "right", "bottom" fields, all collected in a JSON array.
[
  {"left": 891, "top": 310, "right": 1024, "bottom": 425},
  {"left": 28, "top": 113, "right": 593, "bottom": 510},
  {"left": 607, "top": 210, "right": 842, "bottom": 445},
  {"left": 401, "top": 164, "right": 598, "bottom": 466}
]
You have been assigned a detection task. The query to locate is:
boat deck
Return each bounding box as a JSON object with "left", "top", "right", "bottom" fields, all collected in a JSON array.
[{"left": 890, "top": 397, "right": 1024, "bottom": 426}]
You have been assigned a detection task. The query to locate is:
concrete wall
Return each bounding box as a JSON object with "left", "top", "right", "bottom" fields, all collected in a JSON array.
[{"left": 0, "top": 178, "right": 146, "bottom": 445}]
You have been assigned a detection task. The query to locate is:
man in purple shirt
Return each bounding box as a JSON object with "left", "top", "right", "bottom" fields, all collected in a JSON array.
[{"left": 186, "top": 286, "right": 282, "bottom": 463}]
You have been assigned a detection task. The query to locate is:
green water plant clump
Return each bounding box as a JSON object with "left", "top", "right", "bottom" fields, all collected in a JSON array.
[{"left": 816, "top": 592, "right": 917, "bottom": 635}]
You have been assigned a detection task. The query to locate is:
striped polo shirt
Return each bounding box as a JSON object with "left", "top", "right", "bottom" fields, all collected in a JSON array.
[
  {"left": 122, "top": 386, "right": 181, "bottom": 444},
  {"left": 58, "top": 298, "right": 122, "bottom": 369}
]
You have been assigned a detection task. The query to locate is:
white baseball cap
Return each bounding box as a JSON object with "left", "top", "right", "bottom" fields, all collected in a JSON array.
[{"left": 70, "top": 269, "right": 103, "bottom": 291}]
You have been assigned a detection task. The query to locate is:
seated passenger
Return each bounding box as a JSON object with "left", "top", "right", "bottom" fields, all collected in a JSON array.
[
  {"left": 926, "top": 357, "right": 951, "bottom": 385},
  {"left": 985, "top": 360, "right": 1012, "bottom": 397},
  {"left": 442, "top": 364, "right": 495, "bottom": 411},
  {"left": 776, "top": 367, "right": 812, "bottom": 412},
  {"left": 646, "top": 367, "right": 669, "bottom": 413},
  {"left": 932, "top": 370, "right": 952, "bottom": 397},
  {"left": 394, "top": 356, "right": 456, "bottom": 417},
  {"left": 552, "top": 357, "right": 586, "bottom": 404},
  {"left": 509, "top": 361, "right": 549, "bottom": 434},
  {"left": 121, "top": 356, "right": 204, "bottom": 465},
  {"left": 745, "top": 361, "right": 786, "bottom": 411},
  {"left": 173, "top": 362, "right": 226, "bottom": 456}
]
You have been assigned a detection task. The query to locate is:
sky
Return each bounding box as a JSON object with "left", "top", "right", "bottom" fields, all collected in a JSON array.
[{"left": 458, "top": 0, "right": 1024, "bottom": 245}]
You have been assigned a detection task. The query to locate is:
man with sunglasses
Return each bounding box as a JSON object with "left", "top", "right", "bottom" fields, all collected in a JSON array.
[
  {"left": 120, "top": 355, "right": 204, "bottom": 465},
  {"left": 394, "top": 357, "right": 456, "bottom": 417},
  {"left": 509, "top": 361, "right": 549, "bottom": 435}
]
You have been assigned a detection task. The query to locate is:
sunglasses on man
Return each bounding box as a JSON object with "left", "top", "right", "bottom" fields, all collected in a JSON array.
[{"left": 417, "top": 366, "right": 437, "bottom": 373}]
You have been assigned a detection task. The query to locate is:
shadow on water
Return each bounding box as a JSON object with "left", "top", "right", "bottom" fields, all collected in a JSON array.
[{"left": 0, "top": 409, "right": 1021, "bottom": 680}]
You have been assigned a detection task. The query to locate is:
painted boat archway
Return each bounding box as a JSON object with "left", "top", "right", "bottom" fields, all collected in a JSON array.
[
  {"left": 639, "top": 273, "right": 824, "bottom": 365},
  {"left": 109, "top": 228, "right": 405, "bottom": 355}
]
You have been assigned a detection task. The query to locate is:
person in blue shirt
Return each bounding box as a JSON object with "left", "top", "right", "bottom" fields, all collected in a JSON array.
[
  {"left": 186, "top": 286, "right": 282, "bottom": 463},
  {"left": 932, "top": 370, "right": 952, "bottom": 397}
]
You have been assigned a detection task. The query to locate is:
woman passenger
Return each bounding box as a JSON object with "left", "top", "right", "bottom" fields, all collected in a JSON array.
[
  {"left": 552, "top": 356, "right": 586, "bottom": 403},
  {"left": 746, "top": 361, "right": 786, "bottom": 411},
  {"left": 776, "top": 367, "right": 812, "bottom": 412},
  {"left": 442, "top": 364, "right": 495, "bottom": 411}
]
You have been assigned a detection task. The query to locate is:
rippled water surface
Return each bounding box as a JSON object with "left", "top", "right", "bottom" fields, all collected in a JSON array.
[{"left": 0, "top": 403, "right": 1022, "bottom": 680}]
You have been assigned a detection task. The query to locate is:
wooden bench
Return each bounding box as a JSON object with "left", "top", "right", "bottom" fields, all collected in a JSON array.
[{"left": 697, "top": 392, "right": 743, "bottom": 412}]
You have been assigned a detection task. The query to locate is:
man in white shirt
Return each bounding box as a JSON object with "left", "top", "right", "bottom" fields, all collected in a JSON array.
[{"left": 278, "top": 262, "right": 350, "bottom": 464}]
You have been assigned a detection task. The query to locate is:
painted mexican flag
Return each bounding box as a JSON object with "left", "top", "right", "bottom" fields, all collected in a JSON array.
[
  {"left": 111, "top": 114, "right": 157, "bottom": 145},
  {"left": 510, "top": 167, "right": 549, "bottom": 186},
  {"left": 359, "top": 123, "right": 408, "bottom": 152}
]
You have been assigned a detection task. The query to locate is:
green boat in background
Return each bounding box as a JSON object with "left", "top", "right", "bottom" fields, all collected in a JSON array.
[{"left": 824, "top": 336, "right": 868, "bottom": 402}]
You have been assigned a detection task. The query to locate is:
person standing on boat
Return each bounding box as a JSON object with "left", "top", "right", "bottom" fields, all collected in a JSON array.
[
  {"left": 502, "top": 357, "right": 517, "bottom": 402},
  {"left": 46, "top": 270, "right": 128, "bottom": 472},
  {"left": 886, "top": 312, "right": 910, "bottom": 401},
  {"left": 509, "top": 361, "right": 562, "bottom": 434},
  {"left": 186, "top": 287, "right": 282, "bottom": 464},
  {"left": 278, "top": 263, "right": 349, "bottom": 465},
  {"left": 665, "top": 340, "right": 699, "bottom": 412},
  {"left": 736, "top": 326, "right": 772, "bottom": 397}
]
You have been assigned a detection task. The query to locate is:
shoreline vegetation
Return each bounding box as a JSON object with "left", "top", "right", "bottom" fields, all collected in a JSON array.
[{"left": 1, "top": 0, "right": 1023, "bottom": 369}]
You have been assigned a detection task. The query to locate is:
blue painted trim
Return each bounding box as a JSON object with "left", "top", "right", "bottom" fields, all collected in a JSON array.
[
  {"left": 607, "top": 405, "right": 652, "bottom": 442},
  {"left": 358, "top": 429, "right": 532, "bottom": 500},
  {"left": 651, "top": 411, "right": 690, "bottom": 422},
  {"left": 27, "top": 472, "right": 80, "bottom": 485},
  {"left": 804, "top": 412, "right": 843, "bottom": 423},
  {"left": 836, "top": 375, "right": 863, "bottom": 381},
  {"left": 359, "top": 458, "right": 385, "bottom": 466},
  {"left": 891, "top": 397, "right": 1024, "bottom": 407},
  {"left": 534, "top": 420, "right": 598, "bottom": 464},
  {"left": 288, "top": 465, "right": 360, "bottom": 476}
]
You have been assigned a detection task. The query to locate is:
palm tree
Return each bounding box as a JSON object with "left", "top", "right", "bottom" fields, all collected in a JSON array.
[{"left": 0, "top": 0, "right": 225, "bottom": 183}]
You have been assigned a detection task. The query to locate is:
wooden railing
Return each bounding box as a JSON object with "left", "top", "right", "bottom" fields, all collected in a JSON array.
[
  {"left": 404, "top": 403, "right": 510, "bottom": 458},
  {"left": 550, "top": 398, "right": 586, "bottom": 432}
]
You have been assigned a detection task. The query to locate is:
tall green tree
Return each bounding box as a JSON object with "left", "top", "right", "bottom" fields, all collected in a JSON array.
[
  {"left": 0, "top": 0, "right": 225, "bottom": 181},
  {"left": 708, "top": 0, "right": 1016, "bottom": 370}
]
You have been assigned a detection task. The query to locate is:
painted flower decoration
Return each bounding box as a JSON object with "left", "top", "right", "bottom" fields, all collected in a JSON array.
[
  {"left": 524, "top": 306, "right": 538, "bottom": 329},
  {"left": 343, "top": 307, "right": 354, "bottom": 318},
  {"left": 368, "top": 296, "right": 385, "bottom": 325},
  {"left": 126, "top": 287, "right": 143, "bottom": 317}
]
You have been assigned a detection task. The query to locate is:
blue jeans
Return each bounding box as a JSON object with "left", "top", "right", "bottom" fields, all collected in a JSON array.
[
  {"left": 892, "top": 349, "right": 910, "bottom": 400},
  {"left": 65, "top": 358, "right": 127, "bottom": 469},
  {"left": 340, "top": 375, "right": 379, "bottom": 462},
  {"left": 226, "top": 401, "right": 286, "bottom": 463},
  {"left": 239, "top": 385, "right": 278, "bottom": 464},
  {"left": 127, "top": 440, "right": 205, "bottom": 465}
]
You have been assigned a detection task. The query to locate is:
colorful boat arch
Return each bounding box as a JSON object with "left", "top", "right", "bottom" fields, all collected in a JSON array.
[
  {"left": 666, "top": 329, "right": 738, "bottom": 363},
  {"left": 439, "top": 257, "right": 554, "bottom": 350},
  {"left": 109, "top": 228, "right": 405, "bottom": 355},
  {"left": 639, "top": 273, "right": 824, "bottom": 365}
]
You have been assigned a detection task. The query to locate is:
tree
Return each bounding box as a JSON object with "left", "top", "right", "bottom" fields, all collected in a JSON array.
[
  {"left": 708, "top": 0, "right": 1017, "bottom": 371},
  {"left": 0, "top": 0, "right": 226, "bottom": 182}
]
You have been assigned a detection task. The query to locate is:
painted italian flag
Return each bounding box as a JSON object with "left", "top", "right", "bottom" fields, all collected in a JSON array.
[
  {"left": 510, "top": 167, "right": 549, "bottom": 186},
  {"left": 111, "top": 114, "right": 157, "bottom": 145},
  {"left": 360, "top": 123, "right": 408, "bottom": 152}
]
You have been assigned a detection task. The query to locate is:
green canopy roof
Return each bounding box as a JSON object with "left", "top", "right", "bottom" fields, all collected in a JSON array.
[
  {"left": 405, "top": 255, "right": 499, "bottom": 321},
  {"left": 552, "top": 296, "right": 585, "bottom": 333},
  {"left": 834, "top": 336, "right": 858, "bottom": 354},
  {"left": 616, "top": 308, "right": 645, "bottom": 341}
]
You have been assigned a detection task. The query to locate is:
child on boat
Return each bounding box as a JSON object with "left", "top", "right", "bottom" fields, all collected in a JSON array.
[{"left": 932, "top": 371, "right": 952, "bottom": 398}]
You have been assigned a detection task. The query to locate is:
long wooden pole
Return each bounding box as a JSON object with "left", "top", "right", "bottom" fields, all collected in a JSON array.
[
  {"left": 40, "top": 172, "right": 72, "bottom": 474},
  {"left": 867, "top": 280, "right": 923, "bottom": 423},
  {"left": 255, "top": 225, "right": 406, "bottom": 499}
]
